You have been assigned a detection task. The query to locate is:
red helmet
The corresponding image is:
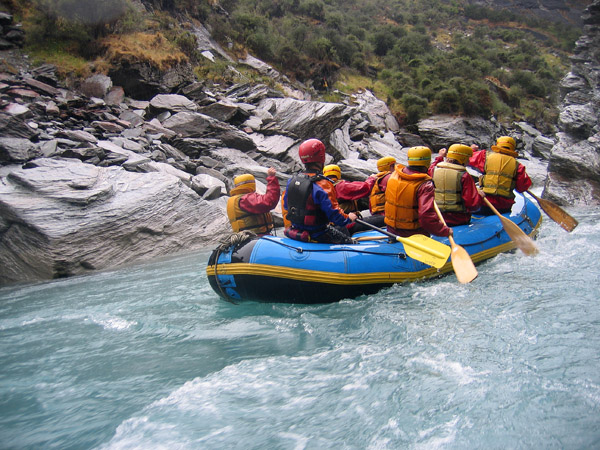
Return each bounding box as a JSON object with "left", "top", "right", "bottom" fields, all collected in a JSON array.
[{"left": 299, "top": 139, "right": 326, "bottom": 164}]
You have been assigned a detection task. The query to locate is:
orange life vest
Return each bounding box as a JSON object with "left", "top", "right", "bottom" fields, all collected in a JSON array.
[
  {"left": 384, "top": 166, "right": 431, "bottom": 230},
  {"left": 227, "top": 195, "right": 274, "bottom": 234},
  {"left": 369, "top": 171, "right": 388, "bottom": 215}
]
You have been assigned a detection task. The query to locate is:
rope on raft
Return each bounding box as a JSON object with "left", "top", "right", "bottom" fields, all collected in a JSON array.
[{"left": 215, "top": 230, "right": 257, "bottom": 252}]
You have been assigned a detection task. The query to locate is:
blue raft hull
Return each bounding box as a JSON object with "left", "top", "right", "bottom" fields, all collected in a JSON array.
[{"left": 207, "top": 194, "right": 542, "bottom": 304}]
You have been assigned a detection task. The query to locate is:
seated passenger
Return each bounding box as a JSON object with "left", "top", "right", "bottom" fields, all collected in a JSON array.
[
  {"left": 429, "top": 144, "right": 482, "bottom": 226},
  {"left": 323, "top": 164, "right": 373, "bottom": 214},
  {"left": 384, "top": 146, "right": 452, "bottom": 238},
  {"left": 283, "top": 139, "right": 357, "bottom": 244},
  {"left": 226, "top": 168, "right": 280, "bottom": 236},
  {"left": 468, "top": 136, "right": 532, "bottom": 214}
]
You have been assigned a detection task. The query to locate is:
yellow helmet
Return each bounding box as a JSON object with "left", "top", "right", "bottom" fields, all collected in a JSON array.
[
  {"left": 230, "top": 173, "right": 256, "bottom": 195},
  {"left": 492, "top": 136, "right": 517, "bottom": 155},
  {"left": 377, "top": 156, "right": 396, "bottom": 172},
  {"left": 323, "top": 164, "right": 341, "bottom": 180},
  {"left": 447, "top": 144, "right": 473, "bottom": 165},
  {"left": 407, "top": 146, "right": 431, "bottom": 167}
]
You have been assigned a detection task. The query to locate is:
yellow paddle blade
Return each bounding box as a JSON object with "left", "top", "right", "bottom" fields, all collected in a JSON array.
[
  {"left": 498, "top": 215, "right": 539, "bottom": 255},
  {"left": 397, "top": 234, "right": 451, "bottom": 269},
  {"left": 449, "top": 236, "right": 478, "bottom": 283},
  {"left": 432, "top": 201, "right": 477, "bottom": 283},
  {"left": 483, "top": 197, "right": 539, "bottom": 256},
  {"left": 528, "top": 191, "right": 578, "bottom": 232}
]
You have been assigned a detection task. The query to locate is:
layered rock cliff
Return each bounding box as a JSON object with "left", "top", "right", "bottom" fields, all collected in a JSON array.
[{"left": 544, "top": 0, "right": 600, "bottom": 205}]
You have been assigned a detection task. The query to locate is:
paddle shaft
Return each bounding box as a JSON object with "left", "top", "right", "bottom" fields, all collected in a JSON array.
[
  {"left": 355, "top": 218, "right": 399, "bottom": 241},
  {"left": 355, "top": 218, "right": 449, "bottom": 261},
  {"left": 482, "top": 196, "right": 539, "bottom": 255},
  {"left": 431, "top": 202, "right": 455, "bottom": 246}
]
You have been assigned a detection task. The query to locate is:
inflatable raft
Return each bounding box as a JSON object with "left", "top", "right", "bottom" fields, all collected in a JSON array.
[{"left": 207, "top": 194, "right": 542, "bottom": 304}]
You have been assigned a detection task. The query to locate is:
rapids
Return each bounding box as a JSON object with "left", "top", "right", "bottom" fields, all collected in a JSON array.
[{"left": 1, "top": 207, "right": 599, "bottom": 449}]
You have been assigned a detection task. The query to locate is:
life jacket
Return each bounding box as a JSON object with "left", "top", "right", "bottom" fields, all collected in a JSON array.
[
  {"left": 481, "top": 151, "right": 518, "bottom": 199},
  {"left": 280, "top": 190, "right": 291, "bottom": 229},
  {"left": 369, "top": 171, "right": 388, "bottom": 214},
  {"left": 384, "top": 166, "right": 431, "bottom": 230},
  {"left": 286, "top": 173, "right": 328, "bottom": 228},
  {"left": 432, "top": 161, "right": 466, "bottom": 213},
  {"left": 227, "top": 195, "right": 274, "bottom": 234}
]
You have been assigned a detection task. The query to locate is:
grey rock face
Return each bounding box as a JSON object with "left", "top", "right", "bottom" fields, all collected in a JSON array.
[
  {"left": 0, "top": 158, "right": 226, "bottom": 285},
  {"left": 546, "top": 0, "right": 600, "bottom": 205}
]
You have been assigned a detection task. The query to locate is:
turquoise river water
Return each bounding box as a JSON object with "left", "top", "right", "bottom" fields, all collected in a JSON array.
[{"left": 1, "top": 207, "right": 599, "bottom": 449}]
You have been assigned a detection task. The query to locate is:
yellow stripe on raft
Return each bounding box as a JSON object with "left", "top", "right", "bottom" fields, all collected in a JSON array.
[
  {"left": 207, "top": 262, "right": 444, "bottom": 284},
  {"left": 206, "top": 213, "right": 542, "bottom": 286}
]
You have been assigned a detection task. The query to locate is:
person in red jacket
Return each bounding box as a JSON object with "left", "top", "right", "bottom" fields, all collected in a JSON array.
[
  {"left": 385, "top": 146, "right": 452, "bottom": 238},
  {"left": 226, "top": 167, "right": 280, "bottom": 235},
  {"left": 468, "top": 136, "right": 532, "bottom": 214},
  {"left": 429, "top": 144, "right": 482, "bottom": 226},
  {"left": 367, "top": 156, "right": 396, "bottom": 219},
  {"left": 323, "top": 164, "right": 374, "bottom": 214}
]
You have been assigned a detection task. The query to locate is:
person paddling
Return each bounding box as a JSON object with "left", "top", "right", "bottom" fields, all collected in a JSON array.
[
  {"left": 323, "top": 164, "right": 373, "bottom": 215},
  {"left": 429, "top": 144, "right": 482, "bottom": 226},
  {"left": 384, "top": 146, "right": 452, "bottom": 238},
  {"left": 468, "top": 136, "right": 532, "bottom": 214}
]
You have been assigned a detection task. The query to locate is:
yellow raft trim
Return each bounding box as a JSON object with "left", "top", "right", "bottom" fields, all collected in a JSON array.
[{"left": 207, "top": 261, "right": 446, "bottom": 285}]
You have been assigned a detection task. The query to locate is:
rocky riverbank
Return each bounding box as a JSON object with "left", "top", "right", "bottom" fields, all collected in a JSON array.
[{"left": 0, "top": 3, "right": 598, "bottom": 286}]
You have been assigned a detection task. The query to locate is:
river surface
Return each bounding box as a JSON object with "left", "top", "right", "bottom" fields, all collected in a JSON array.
[{"left": 1, "top": 207, "right": 599, "bottom": 449}]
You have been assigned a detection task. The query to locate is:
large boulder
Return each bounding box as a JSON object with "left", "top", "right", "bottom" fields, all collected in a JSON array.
[
  {"left": 0, "top": 158, "right": 227, "bottom": 285},
  {"left": 417, "top": 115, "right": 504, "bottom": 149},
  {"left": 257, "top": 98, "right": 355, "bottom": 143}
]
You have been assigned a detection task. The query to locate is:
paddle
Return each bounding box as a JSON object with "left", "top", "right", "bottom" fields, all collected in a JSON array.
[
  {"left": 432, "top": 202, "right": 478, "bottom": 283},
  {"left": 526, "top": 190, "right": 578, "bottom": 232},
  {"left": 355, "top": 218, "right": 451, "bottom": 269},
  {"left": 482, "top": 196, "right": 539, "bottom": 256},
  {"left": 355, "top": 235, "right": 389, "bottom": 241}
]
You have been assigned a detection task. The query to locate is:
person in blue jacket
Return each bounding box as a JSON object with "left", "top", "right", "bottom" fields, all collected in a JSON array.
[{"left": 283, "top": 139, "right": 357, "bottom": 244}]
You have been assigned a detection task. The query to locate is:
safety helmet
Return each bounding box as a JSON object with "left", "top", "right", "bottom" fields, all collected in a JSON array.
[
  {"left": 492, "top": 136, "right": 517, "bottom": 154},
  {"left": 447, "top": 144, "right": 473, "bottom": 165},
  {"left": 323, "top": 164, "right": 341, "bottom": 180},
  {"left": 407, "top": 146, "right": 432, "bottom": 167},
  {"left": 230, "top": 173, "right": 256, "bottom": 195},
  {"left": 299, "top": 139, "right": 326, "bottom": 165},
  {"left": 377, "top": 156, "right": 396, "bottom": 172}
]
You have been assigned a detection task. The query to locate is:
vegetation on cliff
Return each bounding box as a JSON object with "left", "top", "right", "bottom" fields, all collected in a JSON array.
[{"left": 5, "top": 0, "right": 582, "bottom": 131}]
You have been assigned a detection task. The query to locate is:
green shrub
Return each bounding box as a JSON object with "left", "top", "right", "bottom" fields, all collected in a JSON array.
[{"left": 433, "top": 88, "right": 460, "bottom": 114}]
